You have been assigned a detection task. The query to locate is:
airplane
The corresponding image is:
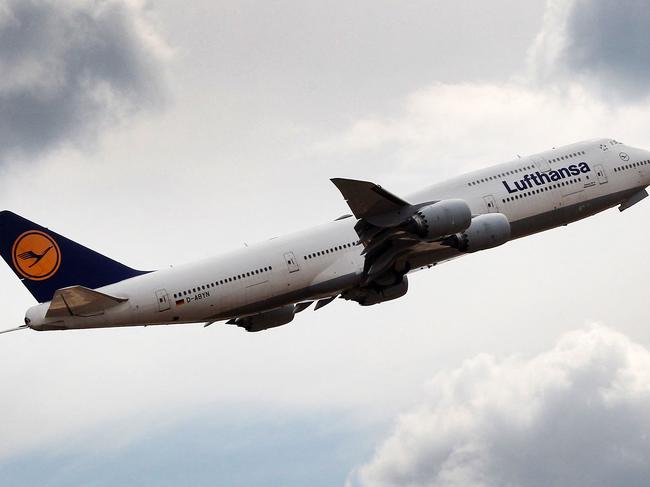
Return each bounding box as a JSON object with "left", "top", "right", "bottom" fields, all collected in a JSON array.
[{"left": 1, "top": 138, "right": 648, "bottom": 334}]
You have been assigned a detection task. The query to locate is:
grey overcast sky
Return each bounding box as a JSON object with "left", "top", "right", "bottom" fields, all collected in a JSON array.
[{"left": 1, "top": 1, "right": 650, "bottom": 486}]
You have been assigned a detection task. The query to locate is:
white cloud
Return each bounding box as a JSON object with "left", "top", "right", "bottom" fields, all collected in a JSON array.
[
  {"left": 351, "top": 326, "right": 650, "bottom": 487},
  {"left": 318, "top": 0, "right": 650, "bottom": 184},
  {"left": 319, "top": 80, "right": 650, "bottom": 188}
]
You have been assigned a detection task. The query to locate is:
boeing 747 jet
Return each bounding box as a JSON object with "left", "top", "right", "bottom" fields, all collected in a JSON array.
[{"left": 1, "top": 138, "right": 648, "bottom": 334}]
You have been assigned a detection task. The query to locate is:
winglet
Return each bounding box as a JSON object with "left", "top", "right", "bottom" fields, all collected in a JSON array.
[{"left": 330, "top": 178, "right": 411, "bottom": 221}]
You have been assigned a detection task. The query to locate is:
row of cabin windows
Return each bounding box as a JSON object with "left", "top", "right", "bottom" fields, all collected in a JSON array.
[
  {"left": 614, "top": 160, "right": 650, "bottom": 172},
  {"left": 468, "top": 165, "right": 536, "bottom": 187},
  {"left": 501, "top": 177, "right": 582, "bottom": 203},
  {"left": 172, "top": 266, "right": 273, "bottom": 299},
  {"left": 549, "top": 150, "right": 586, "bottom": 164},
  {"left": 304, "top": 241, "right": 360, "bottom": 260}
]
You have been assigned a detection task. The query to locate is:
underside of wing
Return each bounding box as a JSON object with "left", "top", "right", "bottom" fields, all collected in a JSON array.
[{"left": 45, "top": 286, "right": 128, "bottom": 319}]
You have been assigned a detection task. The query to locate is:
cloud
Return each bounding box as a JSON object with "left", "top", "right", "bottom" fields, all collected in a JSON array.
[
  {"left": 0, "top": 0, "right": 168, "bottom": 161},
  {"left": 529, "top": 0, "right": 650, "bottom": 100},
  {"left": 350, "top": 326, "right": 650, "bottom": 487},
  {"left": 317, "top": 0, "right": 650, "bottom": 179},
  {"left": 319, "top": 80, "right": 650, "bottom": 186}
]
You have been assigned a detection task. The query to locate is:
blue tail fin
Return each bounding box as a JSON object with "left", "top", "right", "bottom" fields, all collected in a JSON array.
[{"left": 0, "top": 210, "right": 149, "bottom": 303}]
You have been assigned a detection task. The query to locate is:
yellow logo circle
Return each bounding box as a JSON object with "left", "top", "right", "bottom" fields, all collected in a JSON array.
[{"left": 12, "top": 231, "right": 61, "bottom": 281}]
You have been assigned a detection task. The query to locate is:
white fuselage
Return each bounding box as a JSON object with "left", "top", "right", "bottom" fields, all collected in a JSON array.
[{"left": 26, "top": 138, "right": 650, "bottom": 330}]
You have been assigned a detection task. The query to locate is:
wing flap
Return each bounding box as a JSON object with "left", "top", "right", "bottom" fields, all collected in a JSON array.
[{"left": 46, "top": 286, "right": 128, "bottom": 319}]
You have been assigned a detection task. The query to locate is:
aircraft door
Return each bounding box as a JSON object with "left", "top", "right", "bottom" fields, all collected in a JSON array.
[
  {"left": 155, "top": 289, "right": 171, "bottom": 312},
  {"left": 284, "top": 252, "right": 300, "bottom": 273},
  {"left": 483, "top": 195, "right": 498, "bottom": 213},
  {"left": 595, "top": 164, "right": 608, "bottom": 184}
]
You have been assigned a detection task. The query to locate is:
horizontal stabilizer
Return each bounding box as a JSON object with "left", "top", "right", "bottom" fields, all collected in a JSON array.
[
  {"left": 331, "top": 178, "right": 411, "bottom": 221},
  {"left": 46, "top": 286, "right": 128, "bottom": 319}
]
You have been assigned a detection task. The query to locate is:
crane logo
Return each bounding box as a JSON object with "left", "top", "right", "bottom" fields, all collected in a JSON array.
[{"left": 12, "top": 231, "right": 61, "bottom": 281}]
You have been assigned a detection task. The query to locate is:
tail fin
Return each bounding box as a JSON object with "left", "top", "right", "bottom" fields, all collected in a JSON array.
[{"left": 0, "top": 211, "right": 149, "bottom": 303}]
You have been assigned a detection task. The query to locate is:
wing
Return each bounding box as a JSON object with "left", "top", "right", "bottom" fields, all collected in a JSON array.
[
  {"left": 45, "top": 286, "right": 128, "bottom": 319},
  {"left": 330, "top": 178, "right": 414, "bottom": 226},
  {"left": 330, "top": 177, "right": 447, "bottom": 277},
  {"left": 331, "top": 178, "right": 467, "bottom": 304}
]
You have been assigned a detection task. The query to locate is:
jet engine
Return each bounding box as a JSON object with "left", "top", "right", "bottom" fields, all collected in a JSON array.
[
  {"left": 343, "top": 276, "right": 409, "bottom": 306},
  {"left": 446, "top": 213, "right": 511, "bottom": 253},
  {"left": 404, "top": 200, "right": 472, "bottom": 241},
  {"left": 229, "top": 305, "right": 295, "bottom": 332}
]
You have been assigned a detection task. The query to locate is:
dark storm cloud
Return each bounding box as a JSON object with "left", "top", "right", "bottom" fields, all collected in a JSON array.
[
  {"left": 533, "top": 0, "right": 650, "bottom": 100},
  {"left": 0, "top": 0, "right": 167, "bottom": 161},
  {"left": 565, "top": 0, "right": 650, "bottom": 97}
]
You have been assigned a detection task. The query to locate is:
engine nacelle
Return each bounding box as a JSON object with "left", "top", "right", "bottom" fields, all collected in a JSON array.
[
  {"left": 231, "top": 305, "right": 295, "bottom": 332},
  {"left": 346, "top": 276, "right": 409, "bottom": 306},
  {"left": 406, "top": 200, "right": 472, "bottom": 241},
  {"left": 450, "top": 213, "right": 511, "bottom": 253}
]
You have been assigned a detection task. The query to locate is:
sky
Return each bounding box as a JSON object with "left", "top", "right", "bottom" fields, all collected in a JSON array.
[{"left": 1, "top": 0, "right": 650, "bottom": 485}]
